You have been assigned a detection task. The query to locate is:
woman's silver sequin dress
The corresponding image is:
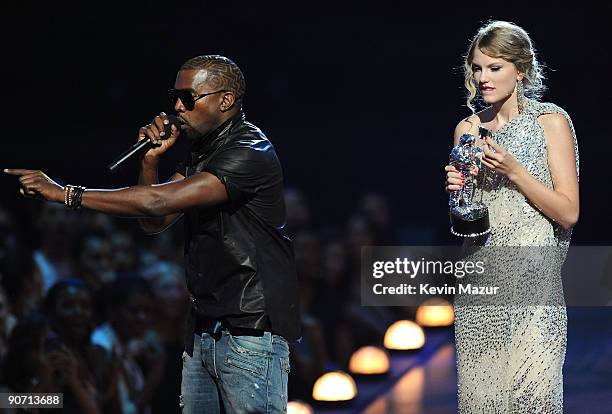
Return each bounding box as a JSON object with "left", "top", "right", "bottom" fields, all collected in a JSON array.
[{"left": 454, "top": 99, "right": 579, "bottom": 413}]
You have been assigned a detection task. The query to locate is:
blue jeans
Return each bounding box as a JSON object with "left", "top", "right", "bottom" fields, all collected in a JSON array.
[{"left": 180, "top": 325, "right": 290, "bottom": 414}]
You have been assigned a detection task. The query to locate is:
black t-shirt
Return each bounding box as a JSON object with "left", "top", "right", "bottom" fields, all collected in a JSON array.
[{"left": 176, "top": 111, "right": 301, "bottom": 355}]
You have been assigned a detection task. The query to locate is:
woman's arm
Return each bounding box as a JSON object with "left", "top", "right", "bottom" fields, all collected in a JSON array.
[{"left": 482, "top": 113, "right": 579, "bottom": 230}]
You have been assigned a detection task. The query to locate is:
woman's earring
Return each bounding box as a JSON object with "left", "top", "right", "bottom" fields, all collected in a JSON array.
[{"left": 517, "top": 79, "right": 525, "bottom": 113}]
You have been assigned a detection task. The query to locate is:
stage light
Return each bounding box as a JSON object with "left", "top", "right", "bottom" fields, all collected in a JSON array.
[
  {"left": 348, "top": 346, "right": 390, "bottom": 375},
  {"left": 416, "top": 297, "right": 454, "bottom": 327},
  {"left": 384, "top": 320, "right": 425, "bottom": 350},
  {"left": 287, "top": 400, "right": 314, "bottom": 414},
  {"left": 312, "top": 371, "right": 357, "bottom": 402}
]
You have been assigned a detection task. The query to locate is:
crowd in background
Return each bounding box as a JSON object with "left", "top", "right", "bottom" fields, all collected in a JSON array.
[{"left": 0, "top": 189, "right": 416, "bottom": 412}]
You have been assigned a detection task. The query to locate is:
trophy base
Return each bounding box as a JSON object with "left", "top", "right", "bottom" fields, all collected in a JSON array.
[{"left": 450, "top": 206, "right": 490, "bottom": 238}]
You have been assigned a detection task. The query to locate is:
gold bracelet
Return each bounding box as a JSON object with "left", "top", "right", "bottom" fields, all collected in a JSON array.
[
  {"left": 68, "top": 185, "right": 75, "bottom": 208},
  {"left": 64, "top": 185, "right": 73, "bottom": 207}
]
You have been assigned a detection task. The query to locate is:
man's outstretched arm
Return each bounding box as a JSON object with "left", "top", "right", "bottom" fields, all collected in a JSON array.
[
  {"left": 3, "top": 168, "right": 228, "bottom": 217},
  {"left": 138, "top": 162, "right": 186, "bottom": 234}
]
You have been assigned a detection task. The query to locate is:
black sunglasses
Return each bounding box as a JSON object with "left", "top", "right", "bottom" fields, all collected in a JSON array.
[{"left": 168, "top": 89, "right": 226, "bottom": 111}]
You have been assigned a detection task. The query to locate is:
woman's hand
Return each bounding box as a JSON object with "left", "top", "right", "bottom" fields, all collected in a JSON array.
[
  {"left": 61, "top": 347, "right": 81, "bottom": 388},
  {"left": 445, "top": 165, "right": 479, "bottom": 192},
  {"left": 481, "top": 137, "right": 521, "bottom": 180},
  {"left": 47, "top": 346, "right": 79, "bottom": 387}
]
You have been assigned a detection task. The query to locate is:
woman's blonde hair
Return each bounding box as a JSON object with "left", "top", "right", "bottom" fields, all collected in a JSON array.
[{"left": 463, "top": 21, "right": 546, "bottom": 112}]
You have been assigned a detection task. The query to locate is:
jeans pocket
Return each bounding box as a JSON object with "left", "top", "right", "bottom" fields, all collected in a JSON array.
[
  {"left": 228, "top": 334, "right": 271, "bottom": 356},
  {"left": 225, "top": 352, "right": 266, "bottom": 379},
  {"left": 225, "top": 335, "right": 270, "bottom": 379}
]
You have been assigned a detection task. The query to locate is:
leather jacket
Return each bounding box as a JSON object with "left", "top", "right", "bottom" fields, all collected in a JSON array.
[{"left": 176, "top": 110, "right": 301, "bottom": 356}]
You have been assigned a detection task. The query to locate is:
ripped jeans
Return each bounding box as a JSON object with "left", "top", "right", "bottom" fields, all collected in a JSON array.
[{"left": 180, "top": 326, "right": 290, "bottom": 414}]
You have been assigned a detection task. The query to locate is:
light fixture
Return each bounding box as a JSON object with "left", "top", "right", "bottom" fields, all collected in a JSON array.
[
  {"left": 287, "top": 400, "right": 314, "bottom": 414},
  {"left": 416, "top": 297, "right": 454, "bottom": 327},
  {"left": 384, "top": 320, "right": 425, "bottom": 350},
  {"left": 348, "top": 346, "right": 390, "bottom": 375},
  {"left": 312, "top": 371, "right": 357, "bottom": 402}
]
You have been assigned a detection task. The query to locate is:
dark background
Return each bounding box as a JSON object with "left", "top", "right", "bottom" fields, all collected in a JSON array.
[{"left": 2, "top": 5, "right": 611, "bottom": 244}]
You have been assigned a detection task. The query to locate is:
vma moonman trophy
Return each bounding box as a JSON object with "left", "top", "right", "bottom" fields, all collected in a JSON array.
[{"left": 449, "top": 126, "right": 491, "bottom": 237}]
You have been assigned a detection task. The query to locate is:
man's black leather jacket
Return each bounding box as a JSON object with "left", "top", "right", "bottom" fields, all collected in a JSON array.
[{"left": 175, "top": 110, "right": 301, "bottom": 356}]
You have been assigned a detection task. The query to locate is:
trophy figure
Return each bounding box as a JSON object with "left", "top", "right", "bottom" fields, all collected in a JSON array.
[{"left": 449, "top": 126, "right": 491, "bottom": 237}]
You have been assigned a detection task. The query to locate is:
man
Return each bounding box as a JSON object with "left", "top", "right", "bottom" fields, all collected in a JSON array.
[{"left": 5, "top": 55, "right": 301, "bottom": 413}]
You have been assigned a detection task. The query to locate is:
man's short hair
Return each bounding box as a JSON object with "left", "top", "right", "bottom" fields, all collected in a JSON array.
[{"left": 181, "top": 55, "right": 246, "bottom": 100}]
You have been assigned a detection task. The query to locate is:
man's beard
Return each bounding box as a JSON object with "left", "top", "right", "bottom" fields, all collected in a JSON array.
[{"left": 181, "top": 124, "right": 204, "bottom": 142}]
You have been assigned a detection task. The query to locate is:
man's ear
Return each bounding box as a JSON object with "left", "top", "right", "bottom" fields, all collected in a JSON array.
[{"left": 219, "top": 92, "right": 237, "bottom": 112}]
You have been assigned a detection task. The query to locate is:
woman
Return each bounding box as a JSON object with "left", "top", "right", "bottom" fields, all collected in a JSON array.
[
  {"left": 91, "top": 276, "right": 164, "bottom": 414},
  {"left": 445, "top": 21, "right": 579, "bottom": 413},
  {"left": 1, "top": 314, "right": 55, "bottom": 408},
  {"left": 45, "top": 279, "right": 120, "bottom": 414}
]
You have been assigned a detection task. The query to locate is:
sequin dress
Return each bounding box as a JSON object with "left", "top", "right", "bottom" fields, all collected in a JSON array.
[{"left": 453, "top": 99, "right": 579, "bottom": 413}]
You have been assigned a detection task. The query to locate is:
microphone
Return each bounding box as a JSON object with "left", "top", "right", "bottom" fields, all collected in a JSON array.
[{"left": 108, "top": 115, "right": 181, "bottom": 173}]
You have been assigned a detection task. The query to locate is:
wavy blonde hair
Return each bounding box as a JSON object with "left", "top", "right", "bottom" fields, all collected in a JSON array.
[{"left": 463, "top": 21, "right": 546, "bottom": 113}]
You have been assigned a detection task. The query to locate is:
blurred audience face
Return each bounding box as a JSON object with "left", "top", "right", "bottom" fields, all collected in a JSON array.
[
  {"left": 284, "top": 188, "right": 311, "bottom": 232},
  {"left": 149, "top": 263, "right": 189, "bottom": 319},
  {"left": 346, "top": 215, "right": 375, "bottom": 274},
  {"left": 360, "top": 192, "right": 390, "bottom": 228},
  {"left": 110, "top": 231, "right": 137, "bottom": 273},
  {"left": 347, "top": 215, "right": 374, "bottom": 249},
  {"left": 80, "top": 237, "right": 116, "bottom": 284},
  {"left": 322, "top": 241, "right": 347, "bottom": 285},
  {"left": 36, "top": 203, "right": 79, "bottom": 253},
  {"left": 115, "top": 291, "right": 153, "bottom": 339},
  {"left": 49, "top": 284, "right": 93, "bottom": 343},
  {"left": 2, "top": 315, "right": 53, "bottom": 392},
  {"left": 294, "top": 231, "right": 320, "bottom": 280},
  {"left": 83, "top": 212, "right": 116, "bottom": 236}
]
